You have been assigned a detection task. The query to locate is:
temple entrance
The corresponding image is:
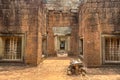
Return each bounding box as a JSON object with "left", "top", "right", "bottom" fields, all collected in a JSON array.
[
  {"left": 53, "top": 27, "right": 71, "bottom": 57},
  {"left": 55, "top": 36, "right": 70, "bottom": 57}
]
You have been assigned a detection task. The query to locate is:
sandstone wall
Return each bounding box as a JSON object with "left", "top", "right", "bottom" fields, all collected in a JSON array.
[
  {"left": 79, "top": 0, "right": 120, "bottom": 67},
  {"left": 0, "top": 0, "right": 46, "bottom": 65},
  {"left": 47, "top": 10, "right": 79, "bottom": 56}
]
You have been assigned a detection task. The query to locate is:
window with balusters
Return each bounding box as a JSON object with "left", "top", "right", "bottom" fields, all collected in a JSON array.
[
  {"left": 103, "top": 36, "right": 120, "bottom": 63},
  {"left": 0, "top": 36, "right": 23, "bottom": 61}
]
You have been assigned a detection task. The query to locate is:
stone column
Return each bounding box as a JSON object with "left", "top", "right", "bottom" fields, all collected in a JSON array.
[
  {"left": 54, "top": 35, "right": 58, "bottom": 51},
  {"left": 57, "top": 36, "right": 60, "bottom": 51},
  {"left": 68, "top": 36, "right": 70, "bottom": 51},
  {"left": 65, "top": 37, "right": 68, "bottom": 51},
  {"left": 0, "top": 38, "right": 4, "bottom": 59}
]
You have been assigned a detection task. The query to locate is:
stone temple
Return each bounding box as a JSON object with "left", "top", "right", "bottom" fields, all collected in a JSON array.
[{"left": 0, "top": 0, "right": 120, "bottom": 67}]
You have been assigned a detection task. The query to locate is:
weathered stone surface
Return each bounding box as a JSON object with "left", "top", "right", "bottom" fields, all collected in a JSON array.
[
  {"left": 0, "top": 0, "right": 46, "bottom": 65},
  {"left": 47, "top": 10, "right": 79, "bottom": 56},
  {"left": 79, "top": 0, "right": 120, "bottom": 67},
  {"left": 45, "top": 0, "right": 80, "bottom": 10}
]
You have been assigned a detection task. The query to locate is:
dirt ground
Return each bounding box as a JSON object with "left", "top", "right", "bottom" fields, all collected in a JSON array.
[{"left": 0, "top": 57, "right": 120, "bottom": 80}]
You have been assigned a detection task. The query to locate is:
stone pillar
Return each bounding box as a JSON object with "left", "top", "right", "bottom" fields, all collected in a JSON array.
[
  {"left": 65, "top": 37, "right": 68, "bottom": 51},
  {"left": 67, "top": 36, "right": 70, "bottom": 51},
  {"left": 54, "top": 35, "right": 58, "bottom": 51},
  {"left": 0, "top": 38, "right": 3, "bottom": 58},
  {"left": 57, "top": 36, "right": 60, "bottom": 51}
]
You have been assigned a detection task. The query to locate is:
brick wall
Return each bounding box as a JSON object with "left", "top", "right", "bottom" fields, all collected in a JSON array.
[
  {"left": 0, "top": 0, "right": 46, "bottom": 65},
  {"left": 79, "top": 0, "right": 120, "bottom": 67},
  {"left": 47, "top": 10, "right": 79, "bottom": 56}
]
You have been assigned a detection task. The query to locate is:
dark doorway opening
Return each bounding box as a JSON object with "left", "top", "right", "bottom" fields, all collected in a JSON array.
[{"left": 60, "top": 41, "right": 65, "bottom": 50}]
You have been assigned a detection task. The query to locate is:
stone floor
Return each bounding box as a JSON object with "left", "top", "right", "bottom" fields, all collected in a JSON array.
[{"left": 0, "top": 57, "right": 120, "bottom": 80}]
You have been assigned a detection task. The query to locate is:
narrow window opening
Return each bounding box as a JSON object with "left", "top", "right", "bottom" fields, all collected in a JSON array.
[
  {"left": 79, "top": 39, "right": 83, "bottom": 55},
  {"left": 104, "top": 37, "right": 120, "bottom": 63}
]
